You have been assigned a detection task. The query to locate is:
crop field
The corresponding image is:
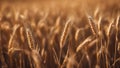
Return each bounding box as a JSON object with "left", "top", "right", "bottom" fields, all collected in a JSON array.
[{"left": 0, "top": 0, "right": 120, "bottom": 68}]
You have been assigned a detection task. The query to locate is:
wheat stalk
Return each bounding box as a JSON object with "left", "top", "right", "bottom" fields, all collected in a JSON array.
[
  {"left": 114, "top": 15, "right": 120, "bottom": 67},
  {"left": 20, "top": 27, "right": 25, "bottom": 43},
  {"left": 107, "top": 19, "right": 114, "bottom": 37},
  {"left": 117, "top": 42, "right": 120, "bottom": 53},
  {"left": 94, "top": 7, "right": 99, "bottom": 18},
  {"left": 98, "top": 16, "right": 102, "bottom": 31},
  {"left": 31, "top": 49, "right": 41, "bottom": 68}
]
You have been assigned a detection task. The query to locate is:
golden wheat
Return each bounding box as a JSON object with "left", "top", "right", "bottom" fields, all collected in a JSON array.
[
  {"left": 60, "top": 18, "right": 72, "bottom": 49},
  {"left": 0, "top": 1, "right": 120, "bottom": 68},
  {"left": 8, "top": 24, "right": 20, "bottom": 53},
  {"left": 76, "top": 36, "right": 93, "bottom": 52},
  {"left": 88, "top": 16, "right": 98, "bottom": 35},
  {"left": 25, "top": 27, "right": 35, "bottom": 50}
]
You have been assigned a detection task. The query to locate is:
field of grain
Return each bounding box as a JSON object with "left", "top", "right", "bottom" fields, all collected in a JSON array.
[{"left": 0, "top": 0, "right": 120, "bottom": 68}]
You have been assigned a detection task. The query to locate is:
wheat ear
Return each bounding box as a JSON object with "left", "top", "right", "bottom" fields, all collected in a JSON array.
[
  {"left": 25, "top": 28, "right": 35, "bottom": 50},
  {"left": 76, "top": 36, "right": 92, "bottom": 52},
  {"left": 8, "top": 24, "right": 20, "bottom": 53},
  {"left": 60, "top": 18, "right": 72, "bottom": 49},
  {"left": 88, "top": 16, "right": 98, "bottom": 35}
]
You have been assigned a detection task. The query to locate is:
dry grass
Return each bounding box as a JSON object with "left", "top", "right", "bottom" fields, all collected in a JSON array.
[{"left": 0, "top": 0, "right": 120, "bottom": 68}]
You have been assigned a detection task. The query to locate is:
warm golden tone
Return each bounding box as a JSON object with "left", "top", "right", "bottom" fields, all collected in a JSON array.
[{"left": 0, "top": 0, "right": 120, "bottom": 68}]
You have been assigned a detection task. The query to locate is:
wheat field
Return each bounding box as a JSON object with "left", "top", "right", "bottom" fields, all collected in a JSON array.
[{"left": 0, "top": 0, "right": 120, "bottom": 68}]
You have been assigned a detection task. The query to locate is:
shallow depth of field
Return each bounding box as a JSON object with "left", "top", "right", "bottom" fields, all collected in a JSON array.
[{"left": 0, "top": 0, "right": 120, "bottom": 68}]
